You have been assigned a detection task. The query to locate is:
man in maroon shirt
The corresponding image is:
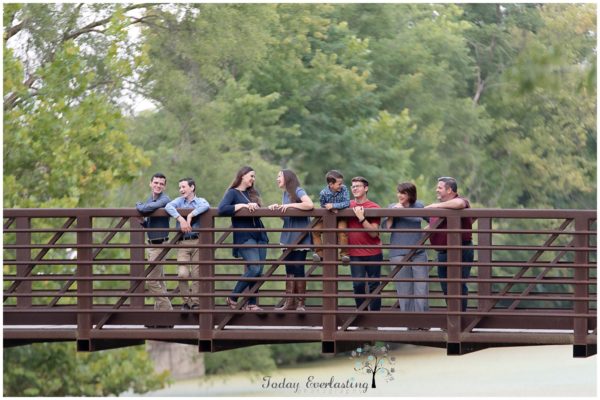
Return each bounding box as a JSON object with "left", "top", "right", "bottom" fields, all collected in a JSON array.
[
  {"left": 425, "top": 177, "right": 474, "bottom": 312},
  {"left": 348, "top": 176, "right": 382, "bottom": 311}
]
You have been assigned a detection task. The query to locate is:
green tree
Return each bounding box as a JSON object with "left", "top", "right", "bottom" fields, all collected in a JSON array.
[
  {"left": 3, "top": 4, "right": 168, "bottom": 396},
  {"left": 247, "top": 4, "right": 382, "bottom": 195},
  {"left": 4, "top": 3, "right": 152, "bottom": 208},
  {"left": 337, "top": 4, "right": 494, "bottom": 203},
  {"left": 124, "top": 4, "right": 286, "bottom": 206},
  {"left": 475, "top": 3, "right": 596, "bottom": 208},
  {"left": 3, "top": 342, "right": 168, "bottom": 396}
]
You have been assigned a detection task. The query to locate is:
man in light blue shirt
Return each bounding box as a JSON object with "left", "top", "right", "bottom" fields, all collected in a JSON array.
[{"left": 165, "top": 178, "right": 210, "bottom": 312}]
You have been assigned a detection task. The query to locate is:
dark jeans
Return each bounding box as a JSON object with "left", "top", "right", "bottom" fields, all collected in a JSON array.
[
  {"left": 231, "top": 239, "right": 266, "bottom": 305},
  {"left": 283, "top": 250, "right": 307, "bottom": 277},
  {"left": 349, "top": 253, "right": 383, "bottom": 311},
  {"left": 437, "top": 243, "right": 474, "bottom": 312}
]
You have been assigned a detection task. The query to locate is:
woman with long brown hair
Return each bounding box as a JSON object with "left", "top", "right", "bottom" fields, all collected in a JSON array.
[
  {"left": 268, "top": 169, "right": 314, "bottom": 311},
  {"left": 218, "top": 166, "right": 268, "bottom": 311}
]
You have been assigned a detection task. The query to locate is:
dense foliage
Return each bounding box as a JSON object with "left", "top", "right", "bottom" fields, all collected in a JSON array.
[
  {"left": 3, "top": 4, "right": 164, "bottom": 397},
  {"left": 125, "top": 3, "right": 595, "bottom": 208},
  {"left": 3, "top": 3, "right": 596, "bottom": 394},
  {"left": 3, "top": 342, "right": 168, "bottom": 396}
]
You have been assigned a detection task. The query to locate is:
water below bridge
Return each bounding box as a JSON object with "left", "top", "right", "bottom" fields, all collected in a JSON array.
[{"left": 129, "top": 344, "right": 596, "bottom": 397}]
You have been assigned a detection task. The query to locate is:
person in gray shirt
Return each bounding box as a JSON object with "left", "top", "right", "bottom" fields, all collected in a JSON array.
[
  {"left": 386, "top": 182, "right": 429, "bottom": 313},
  {"left": 136, "top": 173, "right": 173, "bottom": 325}
]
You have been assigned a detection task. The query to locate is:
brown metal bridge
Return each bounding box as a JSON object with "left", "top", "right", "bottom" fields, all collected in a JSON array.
[{"left": 3, "top": 207, "right": 596, "bottom": 357}]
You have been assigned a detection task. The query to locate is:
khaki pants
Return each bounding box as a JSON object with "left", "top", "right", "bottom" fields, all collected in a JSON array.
[
  {"left": 146, "top": 247, "right": 173, "bottom": 310},
  {"left": 311, "top": 218, "right": 348, "bottom": 259},
  {"left": 177, "top": 239, "right": 200, "bottom": 306}
]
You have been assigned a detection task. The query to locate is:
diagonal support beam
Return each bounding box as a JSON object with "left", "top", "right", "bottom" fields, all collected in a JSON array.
[
  {"left": 94, "top": 232, "right": 183, "bottom": 329},
  {"left": 273, "top": 218, "right": 321, "bottom": 309},
  {"left": 464, "top": 218, "right": 574, "bottom": 333},
  {"left": 216, "top": 219, "right": 320, "bottom": 331},
  {"left": 48, "top": 217, "right": 129, "bottom": 307},
  {"left": 4, "top": 217, "right": 15, "bottom": 230},
  {"left": 4, "top": 217, "right": 76, "bottom": 301},
  {"left": 506, "top": 240, "right": 575, "bottom": 310},
  {"left": 94, "top": 225, "right": 235, "bottom": 329},
  {"left": 340, "top": 218, "right": 445, "bottom": 331}
]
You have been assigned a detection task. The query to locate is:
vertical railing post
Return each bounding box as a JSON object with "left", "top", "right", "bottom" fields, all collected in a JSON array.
[
  {"left": 15, "top": 217, "right": 32, "bottom": 308},
  {"left": 77, "top": 214, "right": 93, "bottom": 351},
  {"left": 477, "top": 218, "right": 492, "bottom": 314},
  {"left": 198, "top": 212, "right": 215, "bottom": 351},
  {"left": 573, "top": 216, "right": 593, "bottom": 357},
  {"left": 130, "top": 217, "right": 145, "bottom": 308},
  {"left": 321, "top": 211, "right": 338, "bottom": 353},
  {"left": 446, "top": 214, "right": 462, "bottom": 354}
]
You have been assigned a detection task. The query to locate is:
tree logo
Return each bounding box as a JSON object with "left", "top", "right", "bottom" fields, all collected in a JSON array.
[{"left": 350, "top": 343, "right": 396, "bottom": 389}]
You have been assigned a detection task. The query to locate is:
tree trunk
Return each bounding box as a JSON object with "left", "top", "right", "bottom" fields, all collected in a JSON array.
[{"left": 371, "top": 371, "right": 376, "bottom": 388}]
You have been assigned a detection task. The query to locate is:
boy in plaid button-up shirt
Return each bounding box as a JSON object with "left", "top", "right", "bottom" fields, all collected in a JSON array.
[{"left": 312, "top": 170, "right": 350, "bottom": 264}]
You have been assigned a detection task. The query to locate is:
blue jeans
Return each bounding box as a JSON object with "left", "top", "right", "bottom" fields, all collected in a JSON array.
[
  {"left": 231, "top": 239, "right": 266, "bottom": 305},
  {"left": 283, "top": 250, "right": 307, "bottom": 277},
  {"left": 437, "top": 243, "right": 474, "bottom": 312},
  {"left": 349, "top": 254, "right": 383, "bottom": 311}
]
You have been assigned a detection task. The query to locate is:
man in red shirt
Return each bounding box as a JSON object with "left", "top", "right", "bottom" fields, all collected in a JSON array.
[
  {"left": 348, "top": 176, "right": 382, "bottom": 311},
  {"left": 426, "top": 177, "right": 473, "bottom": 312}
]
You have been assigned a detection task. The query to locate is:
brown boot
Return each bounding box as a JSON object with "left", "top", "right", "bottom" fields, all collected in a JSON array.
[
  {"left": 295, "top": 279, "right": 306, "bottom": 311},
  {"left": 275, "top": 277, "right": 296, "bottom": 311}
]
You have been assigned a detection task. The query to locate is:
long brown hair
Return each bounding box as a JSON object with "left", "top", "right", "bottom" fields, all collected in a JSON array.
[
  {"left": 229, "top": 165, "right": 261, "bottom": 205},
  {"left": 281, "top": 169, "right": 301, "bottom": 203}
]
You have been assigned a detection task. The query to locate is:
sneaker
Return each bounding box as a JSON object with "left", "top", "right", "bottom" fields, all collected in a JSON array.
[
  {"left": 341, "top": 255, "right": 350, "bottom": 265},
  {"left": 191, "top": 304, "right": 199, "bottom": 310},
  {"left": 144, "top": 324, "right": 174, "bottom": 329},
  {"left": 312, "top": 253, "right": 322, "bottom": 263}
]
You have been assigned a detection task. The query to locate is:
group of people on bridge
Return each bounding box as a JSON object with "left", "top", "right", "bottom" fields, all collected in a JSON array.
[{"left": 136, "top": 166, "right": 474, "bottom": 326}]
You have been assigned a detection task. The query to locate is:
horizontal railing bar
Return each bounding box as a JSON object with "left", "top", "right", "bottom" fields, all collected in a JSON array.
[
  {"left": 4, "top": 227, "right": 597, "bottom": 235},
  {"left": 4, "top": 243, "right": 596, "bottom": 251},
  {"left": 6, "top": 290, "right": 593, "bottom": 297},
  {"left": 7, "top": 287, "right": 592, "bottom": 295},
  {"left": 3, "top": 260, "right": 596, "bottom": 269},
  {"left": 4, "top": 207, "right": 597, "bottom": 219},
  {"left": 6, "top": 292, "right": 596, "bottom": 301},
  {"left": 3, "top": 275, "right": 596, "bottom": 284},
  {"left": 2, "top": 308, "right": 596, "bottom": 318}
]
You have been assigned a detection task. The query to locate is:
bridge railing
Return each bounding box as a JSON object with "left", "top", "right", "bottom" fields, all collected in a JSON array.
[{"left": 3, "top": 207, "right": 596, "bottom": 356}]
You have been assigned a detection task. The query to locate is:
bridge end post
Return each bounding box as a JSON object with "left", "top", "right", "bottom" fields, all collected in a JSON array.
[{"left": 573, "top": 217, "right": 593, "bottom": 359}]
